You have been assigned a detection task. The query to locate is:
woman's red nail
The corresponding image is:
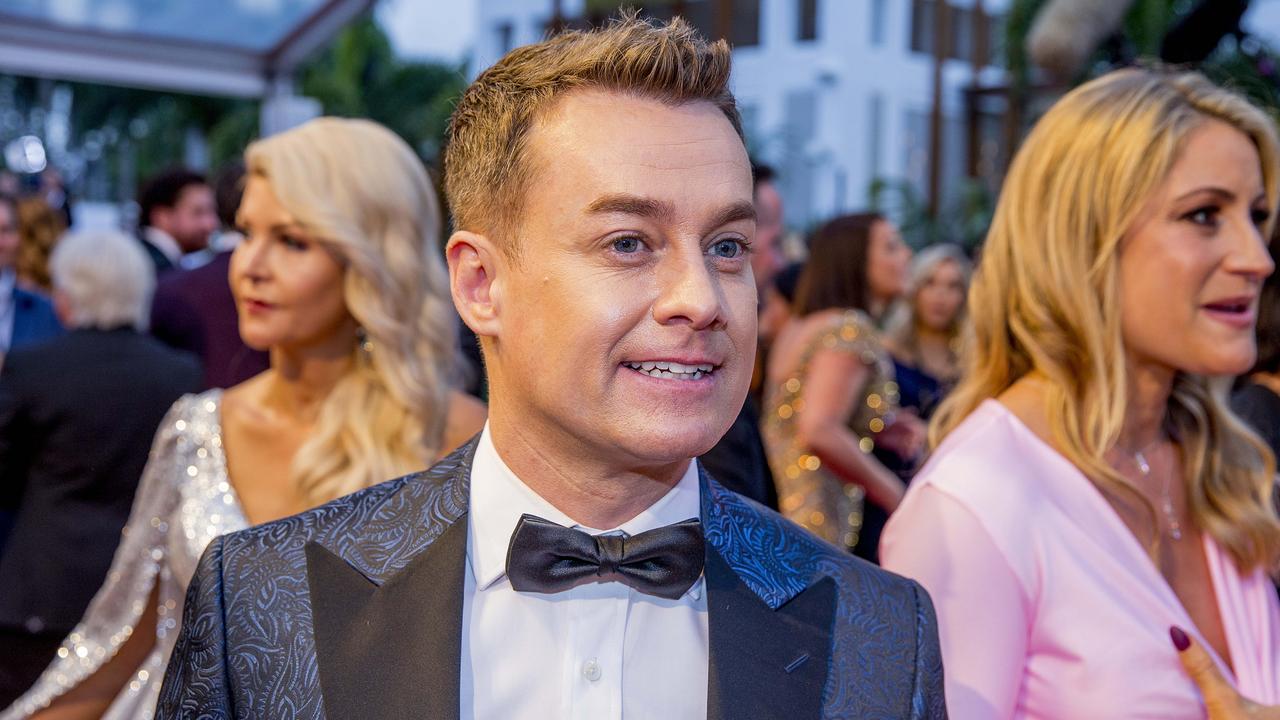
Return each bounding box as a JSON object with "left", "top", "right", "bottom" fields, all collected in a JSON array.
[{"left": 1170, "top": 626, "right": 1190, "bottom": 652}]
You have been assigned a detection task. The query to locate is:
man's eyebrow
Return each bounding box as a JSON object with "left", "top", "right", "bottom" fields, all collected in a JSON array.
[
  {"left": 586, "top": 194, "right": 677, "bottom": 221},
  {"left": 708, "top": 201, "right": 756, "bottom": 230},
  {"left": 586, "top": 195, "right": 757, "bottom": 229}
]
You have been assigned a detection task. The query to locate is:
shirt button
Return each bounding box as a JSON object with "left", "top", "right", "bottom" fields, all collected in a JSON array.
[{"left": 581, "top": 659, "right": 602, "bottom": 682}]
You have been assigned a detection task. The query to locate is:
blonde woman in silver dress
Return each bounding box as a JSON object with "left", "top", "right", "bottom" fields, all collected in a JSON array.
[{"left": 3, "top": 117, "right": 486, "bottom": 719}]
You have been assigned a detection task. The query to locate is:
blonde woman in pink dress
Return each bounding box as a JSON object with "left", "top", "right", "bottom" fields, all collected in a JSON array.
[{"left": 881, "top": 68, "right": 1280, "bottom": 719}]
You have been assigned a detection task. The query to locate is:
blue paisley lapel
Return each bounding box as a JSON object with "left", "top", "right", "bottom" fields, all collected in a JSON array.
[
  {"left": 701, "top": 470, "right": 838, "bottom": 720},
  {"left": 306, "top": 437, "right": 477, "bottom": 720}
]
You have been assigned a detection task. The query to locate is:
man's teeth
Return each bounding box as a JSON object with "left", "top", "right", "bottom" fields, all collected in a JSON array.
[{"left": 625, "top": 361, "right": 714, "bottom": 379}]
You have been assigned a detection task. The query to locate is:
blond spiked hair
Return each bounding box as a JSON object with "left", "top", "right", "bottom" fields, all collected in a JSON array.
[{"left": 444, "top": 13, "right": 741, "bottom": 254}]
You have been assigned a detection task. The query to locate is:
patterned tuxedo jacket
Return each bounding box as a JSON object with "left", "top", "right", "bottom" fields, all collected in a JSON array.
[{"left": 157, "top": 439, "right": 946, "bottom": 719}]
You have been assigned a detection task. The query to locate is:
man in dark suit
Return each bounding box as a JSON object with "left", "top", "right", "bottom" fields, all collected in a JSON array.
[
  {"left": 159, "top": 16, "right": 946, "bottom": 719},
  {"left": 698, "top": 163, "right": 787, "bottom": 509},
  {"left": 0, "top": 230, "right": 200, "bottom": 703},
  {"left": 150, "top": 250, "right": 269, "bottom": 389},
  {"left": 150, "top": 163, "right": 269, "bottom": 389},
  {"left": 135, "top": 168, "right": 218, "bottom": 274}
]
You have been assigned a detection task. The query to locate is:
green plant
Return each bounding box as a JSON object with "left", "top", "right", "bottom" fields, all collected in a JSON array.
[{"left": 867, "top": 177, "right": 994, "bottom": 252}]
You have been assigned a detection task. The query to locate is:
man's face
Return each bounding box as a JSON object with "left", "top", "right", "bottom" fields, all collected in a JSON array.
[
  {"left": 154, "top": 184, "right": 217, "bottom": 253},
  {"left": 485, "top": 90, "right": 757, "bottom": 467}
]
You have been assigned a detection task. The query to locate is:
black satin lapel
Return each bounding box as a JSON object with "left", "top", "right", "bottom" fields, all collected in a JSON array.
[
  {"left": 705, "top": 547, "right": 836, "bottom": 720},
  {"left": 308, "top": 518, "right": 468, "bottom": 720}
]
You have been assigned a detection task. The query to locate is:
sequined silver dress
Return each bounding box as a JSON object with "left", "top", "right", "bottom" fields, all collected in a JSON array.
[{"left": 2, "top": 390, "right": 245, "bottom": 720}]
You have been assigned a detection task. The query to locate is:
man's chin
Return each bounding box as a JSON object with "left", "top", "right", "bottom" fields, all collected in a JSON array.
[{"left": 609, "top": 426, "right": 729, "bottom": 465}]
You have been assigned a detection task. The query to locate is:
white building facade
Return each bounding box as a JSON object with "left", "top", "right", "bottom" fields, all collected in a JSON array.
[{"left": 472, "top": 0, "right": 1280, "bottom": 230}]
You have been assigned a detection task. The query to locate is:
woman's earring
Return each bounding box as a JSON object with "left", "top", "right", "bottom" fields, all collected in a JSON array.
[{"left": 356, "top": 327, "right": 374, "bottom": 357}]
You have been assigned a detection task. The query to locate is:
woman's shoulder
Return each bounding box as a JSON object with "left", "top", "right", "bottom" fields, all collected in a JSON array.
[
  {"left": 913, "top": 400, "right": 1062, "bottom": 516},
  {"left": 152, "top": 388, "right": 225, "bottom": 454},
  {"left": 165, "top": 388, "right": 223, "bottom": 427},
  {"left": 796, "top": 308, "right": 882, "bottom": 355}
]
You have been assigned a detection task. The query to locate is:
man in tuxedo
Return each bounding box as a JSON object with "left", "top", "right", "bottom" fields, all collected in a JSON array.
[
  {"left": 135, "top": 168, "right": 218, "bottom": 274},
  {"left": 150, "top": 162, "right": 269, "bottom": 388},
  {"left": 158, "top": 16, "right": 945, "bottom": 719}
]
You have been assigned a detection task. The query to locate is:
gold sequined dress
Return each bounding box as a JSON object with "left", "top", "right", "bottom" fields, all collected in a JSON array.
[
  {"left": 762, "top": 310, "right": 900, "bottom": 551},
  {"left": 2, "top": 391, "right": 245, "bottom": 720}
]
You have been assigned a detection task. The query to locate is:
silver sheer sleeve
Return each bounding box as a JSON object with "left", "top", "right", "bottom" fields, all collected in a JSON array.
[{"left": 1, "top": 390, "right": 245, "bottom": 720}]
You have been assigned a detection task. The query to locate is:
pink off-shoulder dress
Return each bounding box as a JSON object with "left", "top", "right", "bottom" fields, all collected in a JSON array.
[{"left": 882, "top": 399, "right": 1280, "bottom": 719}]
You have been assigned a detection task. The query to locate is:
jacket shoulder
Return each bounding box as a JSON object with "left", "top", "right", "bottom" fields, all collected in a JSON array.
[
  {"left": 217, "top": 445, "right": 472, "bottom": 581},
  {"left": 133, "top": 333, "right": 203, "bottom": 378},
  {"left": 13, "top": 286, "right": 54, "bottom": 313},
  {"left": 708, "top": 481, "right": 924, "bottom": 613}
]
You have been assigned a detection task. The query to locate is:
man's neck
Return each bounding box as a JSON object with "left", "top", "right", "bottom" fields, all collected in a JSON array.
[{"left": 487, "top": 409, "right": 691, "bottom": 529}]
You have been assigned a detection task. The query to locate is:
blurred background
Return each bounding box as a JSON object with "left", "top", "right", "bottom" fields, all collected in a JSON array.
[{"left": 0, "top": 0, "right": 1277, "bottom": 246}]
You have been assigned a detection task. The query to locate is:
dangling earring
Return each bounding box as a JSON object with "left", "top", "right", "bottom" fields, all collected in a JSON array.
[{"left": 355, "top": 327, "right": 374, "bottom": 359}]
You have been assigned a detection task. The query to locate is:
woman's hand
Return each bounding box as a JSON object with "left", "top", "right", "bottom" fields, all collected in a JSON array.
[
  {"left": 1172, "top": 626, "right": 1280, "bottom": 719},
  {"left": 874, "top": 411, "right": 927, "bottom": 462}
]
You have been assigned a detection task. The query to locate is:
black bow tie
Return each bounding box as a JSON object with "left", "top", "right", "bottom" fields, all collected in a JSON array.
[{"left": 505, "top": 514, "right": 705, "bottom": 600}]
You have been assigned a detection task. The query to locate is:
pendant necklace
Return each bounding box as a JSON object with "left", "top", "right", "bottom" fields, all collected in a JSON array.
[{"left": 1133, "top": 443, "right": 1183, "bottom": 541}]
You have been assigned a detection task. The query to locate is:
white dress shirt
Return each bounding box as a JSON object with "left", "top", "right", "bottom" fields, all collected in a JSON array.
[
  {"left": 142, "top": 226, "right": 184, "bottom": 267},
  {"left": 460, "top": 425, "right": 709, "bottom": 720}
]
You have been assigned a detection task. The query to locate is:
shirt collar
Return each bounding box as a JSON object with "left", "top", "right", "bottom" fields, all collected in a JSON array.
[
  {"left": 467, "top": 423, "right": 703, "bottom": 593},
  {"left": 142, "top": 226, "right": 184, "bottom": 265}
]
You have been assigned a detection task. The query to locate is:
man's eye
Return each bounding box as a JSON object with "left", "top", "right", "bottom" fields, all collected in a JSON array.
[
  {"left": 612, "top": 236, "right": 643, "bottom": 253},
  {"left": 710, "top": 238, "right": 747, "bottom": 259}
]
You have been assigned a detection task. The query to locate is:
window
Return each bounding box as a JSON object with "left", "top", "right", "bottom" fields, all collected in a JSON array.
[
  {"left": 638, "top": 0, "right": 760, "bottom": 47},
  {"left": 909, "top": 0, "right": 1001, "bottom": 65},
  {"left": 867, "top": 92, "right": 884, "bottom": 180},
  {"left": 910, "top": 0, "right": 934, "bottom": 55},
  {"left": 798, "top": 0, "right": 818, "bottom": 42},
  {"left": 729, "top": 0, "right": 761, "bottom": 46},
  {"left": 870, "top": 0, "right": 886, "bottom": 46},
  {"left": 495, "top": 21, "right": 514, "bottom": 55}
]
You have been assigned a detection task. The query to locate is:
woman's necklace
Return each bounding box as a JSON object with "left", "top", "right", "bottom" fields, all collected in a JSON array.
[{"left": 1132, "top": 442, "right": 1183, "bottom": 541}]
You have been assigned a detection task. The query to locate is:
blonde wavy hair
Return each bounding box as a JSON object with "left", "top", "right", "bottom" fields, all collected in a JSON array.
[
  {"left": 932, "top": 68, "right": 1280, "bottom": 572},
  {"left": 245, "top": 117, "right": 457, "bottom": 505}
]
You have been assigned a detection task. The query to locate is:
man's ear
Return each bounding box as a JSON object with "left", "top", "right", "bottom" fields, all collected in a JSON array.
[{"left": 446, "top": 230, "right": 504, "bottom": 340}]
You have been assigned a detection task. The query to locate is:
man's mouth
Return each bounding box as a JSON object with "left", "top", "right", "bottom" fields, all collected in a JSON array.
[{"left": 623, "top": 361, "right": 717, "bottom": 380}]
